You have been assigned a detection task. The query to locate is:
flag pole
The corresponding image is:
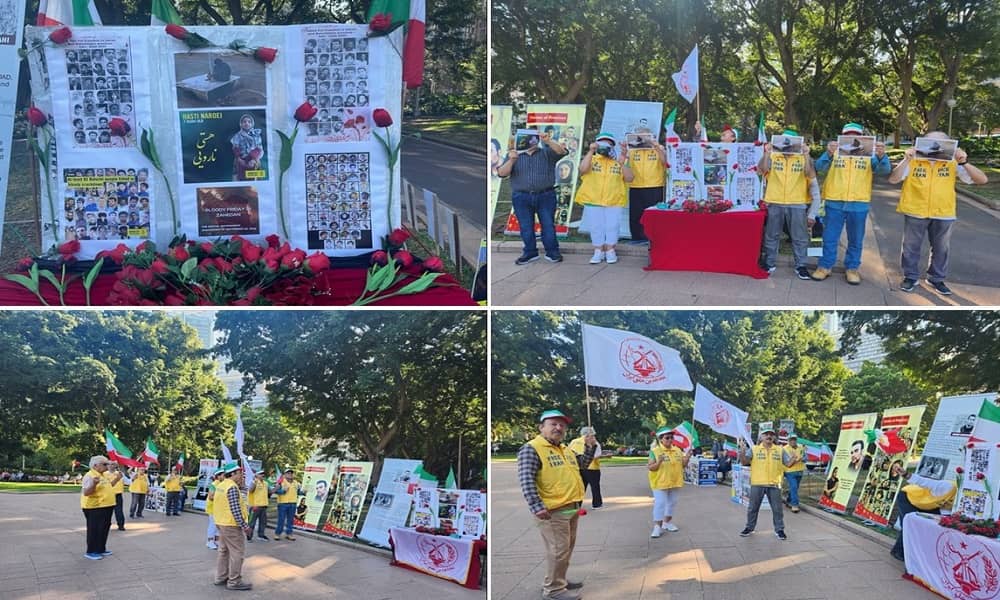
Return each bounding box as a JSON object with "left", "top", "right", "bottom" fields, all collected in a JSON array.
[
  {"left": 581, "top": 323, "right": 591, "bottom": 427},
  {"left": 586, "top": 384, "right": 592, "bottom": 427}
]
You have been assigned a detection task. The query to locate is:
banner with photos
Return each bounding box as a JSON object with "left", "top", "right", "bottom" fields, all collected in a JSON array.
[
  {"left": 817, "top": 412, "right": 879, "bottom": 513},
  {"left": 489, "top": 105, "right": 512, "bottom": 225},
  {"left": 953, "top": 441, "right": 1000, "bottom": 520},
  {"left": 409, "top": 487, "right": 487, "bottom": 538},
  {"left": 598, "top": 100, "right": 663, "bottom": 238},
  {"left": 321, "top": 461, "right": 373, "bottom": 538},
  {"left": 25, "top": 24, "right": 401, "bottom": 259},
  {"left": 665, "top": 142, "right": 763, "bottom": 211},
  {"left": 852, "top": 405, "right": 925, "bottom": 526},
  {"left": 916, "top": 394, "right": 993, "bottom": 482},
  {"left": 193, "top": 458, "right": 219, "bottom": 511},
  {"left": 358, "top": 458, "right": 424, "bottom": 548},
  {"left": 502, "top": 104, "right": 586, "bottom": 239},
  {"left": 296, "top": 460, "right": 339, "bottom": 531}
]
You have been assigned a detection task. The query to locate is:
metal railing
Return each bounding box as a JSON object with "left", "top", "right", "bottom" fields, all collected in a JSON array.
[{"left": 400, "top": 178, "right": 486, "bottom": 279}]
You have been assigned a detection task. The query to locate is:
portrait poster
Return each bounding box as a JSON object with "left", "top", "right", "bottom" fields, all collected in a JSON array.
[
  {"left": 57, "top": 164, "right": 153, "bottom": 243},
  {"left": 817, "top": 412, "right": 879, "bottom": 513},
  {"left": 301, "top": 151, "right": 373, "bottom": 252},
  {"left": 729, "top": 464, "right": 770, "bottom": 511},
  {"left": 503, "top": 104, "right": 586, "bottom": 239},
  {"left": 0, "top": 0, "right": 26, "bottom": 248},
  {"left": 193, "top": 458, "right": 219, "bottom": 511},
  {"left": 358, "top": 458, "right": 424, "bottom": 548},
  {"left": 770, "top": 134, "right": 803, "bottom": 155},
  {"left": 917, "top": 394, "right": 993, "bottom": 482},
  {"left": 488, "top": 105, "right": 512, "bottom": 226},
  {"left": 852, "top": 405, "right": 925, "bottom": 526},
  {"left": 953, "top": 441, "right": 1000, "bottom": 520},
  {"left": 321, "top": 461, "right": 373, "bottom": 538},
  {"left": 296, "top": 460, "right": 339, "bottom": 531},
  {"left": 600, "top": 99, "right": 663, "bottom": 238},
  {"left": 145, "top": 486, "right": 166, "bottom": 512}
]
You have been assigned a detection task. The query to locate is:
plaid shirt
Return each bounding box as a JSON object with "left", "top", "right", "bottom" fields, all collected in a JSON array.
[
  {"left": 226, "top": 485, "right": 248, "bottom": 528},
  {"left": 517, "top": 438, "right": 595, "bottom": 515}
]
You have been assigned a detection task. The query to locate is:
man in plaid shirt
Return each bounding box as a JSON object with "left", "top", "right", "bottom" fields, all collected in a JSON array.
[{"left": 518, "top": 409, "right": 596, "bottom": 600}]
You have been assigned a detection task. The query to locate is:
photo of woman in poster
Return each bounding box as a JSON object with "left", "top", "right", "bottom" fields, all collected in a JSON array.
[{"left": 231, "top": 113, "right": 264, "bottom": 181}]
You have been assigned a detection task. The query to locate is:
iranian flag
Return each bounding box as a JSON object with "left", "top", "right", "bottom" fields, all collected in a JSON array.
[
  {"left": 413, "top": 464, "right": 439, "bottom": 486},
  {"left": 175, "top": 452, "right": 185, "bottom": 473},
  {"left": 970, "top": 401, "right": 1000, "bottom": 444},
  {"left": 757, "top": 112, "right": 766, "bottom": 145},
  {"left": 366, "top": 0, "right": 426, "bottom": 89},
  {"left": 799, "top": 439, "right": 832, "bottom": 462},
  {"left": 138, "top": 437, "right": 160, "bottom": 465},
  {"left": 663, "top": 108, "right": 680, "bottom": 144},
  {"left": 699, "top": 116, "right": 708, "bottom": 143},
  {"left": 865, "top": 428, "right": 908, "bottom": 454},
  {"left": 36, "top": 0, "right": 102, "bottom": 26},
  {"left": 150, "top": 0, "right": 182, "bottom": 25},
  {"left": 105, "top": 430, "right": 143, "bottom": 468},
  {"left": 722, "top": 441, "right": 738, "bottom": 458},
  {"left": 671, "top": 421, "right": 700, "bottom": 450}
]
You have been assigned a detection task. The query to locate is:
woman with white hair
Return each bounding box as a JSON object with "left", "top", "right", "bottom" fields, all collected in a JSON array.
[
  {"left": 81, "top": 456, "right": 121, "bottom": 559},
  {"left": 568, "top": 426, "right": 603, "bottom": 509}
]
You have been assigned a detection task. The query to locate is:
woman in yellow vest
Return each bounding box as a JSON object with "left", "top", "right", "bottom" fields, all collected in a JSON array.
[
  {"left": 738, "top": 428, "right": 793, "bottom": 540},
  {"left": 782, "top": 435, "right": 806, "bottom": 513},
  {"left": 128, "top": 467, "right": 148, "bottom": 519},
  {"left": 105, "top": 462, "right": 127, "bottom": 530},
  {"left": 888, "top": 131, "right": 989, "bottom": 295},
  {"left": 577, "top": 132, "right": 634, "bottom": 265},
  {"left": 81, "top": 455, "right": 120, "bottom": 560},
  {"left": 648, "top": 426, "right": 692, "bottom": 538},
  {"left": 247, "top": 470, "right": 270, "bottom": 541},
  {"left": 625, "top": 128, "right": 667, "bottom": 244},
  {"left": 567, "top": 426, "right": 603, "bottom": 509}
]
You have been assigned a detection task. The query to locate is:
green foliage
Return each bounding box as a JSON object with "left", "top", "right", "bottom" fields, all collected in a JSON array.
[
  {"left": 959, "top": 136, "right": 1000, "bottom": 159},
  {"left": 238, "top": 406, "right": 312, "bottom": 471},
  {"left": 839, "top": 362, "right": 934, "bottom": 449}
]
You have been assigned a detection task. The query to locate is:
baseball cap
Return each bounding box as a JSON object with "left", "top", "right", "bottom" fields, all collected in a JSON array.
[
  {"left": 213, "top": 467, "right": 225, "bottom": 476},
  {"left": 781, "top": 127, "right": 799, "bottom": 137},
  {"left": 841, "top": 122, "right": 864, "bottom": 135},
  {"left": 788, "top": 434, "right": 798, "bottom": 439},
  {"left": 539, "top": 409, "right": 572, "bottom": 424},
  {"left": 655, "top": 426, "right": 674, "bottom": 438},
  {"left": 223, "top": 461, "right": 241, "bottom": 474},
  {"left": 761, "top": 427, "right": 776, "bottom": 435},
  {"left": 283, "top": 467, "right": 295, "bottom": 474},
  {"left": 595, "top": 131, "right": 616, "bottom": 144}
]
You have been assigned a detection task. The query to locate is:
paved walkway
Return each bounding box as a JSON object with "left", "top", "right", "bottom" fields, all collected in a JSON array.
[
  {"left": 492, "top": 462, "right": 938, "bottom": 600},
  {"left": 0, "top": 493, "right": 483, "bottom": 600}
]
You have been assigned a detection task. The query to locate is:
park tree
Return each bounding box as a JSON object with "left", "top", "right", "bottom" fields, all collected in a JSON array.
[
  {"left": 839, "top": 361, "right": 934, "bottom": 449},
  {"left": 237, "top": 406, "right": 314, "bottom": 473}
]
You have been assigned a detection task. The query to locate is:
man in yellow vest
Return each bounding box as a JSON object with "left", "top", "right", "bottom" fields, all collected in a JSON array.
[
  {"left": 888, "top": 131, "right": 989, "bottom": 295},
  {"left": 164, "top": 466, "right": 183, "bottom": 516},
  {"left": 624, "top": 127, "right": 667, "bottom": 245},
  {"left": 274, "top": 467, "right": 301, "bottom": 540},
  {"left": 577, "top": 132, "right": 634, "bottom": 265},
  {"left": 517, "top": 409, "right": 596, "bottom": 600},
  {"left": 247, "top": 470, "right": 271, "bottom": 541},
  {"left": 128, "top": 466, "right": 148, "bottom": 519},
  {"left": 757, "top": 127, "right": 820, "bottom": 280},
  {"left": 213, "top": 461, "right": 252, "bottom": 590},
  {"left": 81, "top": 455, "right": 120, "bottom": 560},
  {"left": 783, "top": 434, "right": 806, "bottom": 513},
  {"left": 738, "top": 427, "right": 793, "bottom": 540},
  {"left": 568, "top": 426, "right": 603, "bottom": 509},
  {"left": 811, "top": 122, "right": 892, "bottom": 284},
  {"left": 105, "top": 462, "right": 127, "bottom": 530}
]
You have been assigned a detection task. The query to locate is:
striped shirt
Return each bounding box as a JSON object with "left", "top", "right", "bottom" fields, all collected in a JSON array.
[
  {"left": 517, "top": 439, "right": 595, "bottom": 515},
  {"left": 508, "top": 145, "right": 565, "bottom": 193},
  {"left": 226, "top": 485, "right": 248, "bottom": 528}
]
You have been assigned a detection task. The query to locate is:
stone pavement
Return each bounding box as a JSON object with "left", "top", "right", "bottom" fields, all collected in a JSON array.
[
  {"left": 0, "top": 492, "right": 484, "bottom": 600},
  {"left": 492, "top": 462, "right": 939, "bottom": 600}
]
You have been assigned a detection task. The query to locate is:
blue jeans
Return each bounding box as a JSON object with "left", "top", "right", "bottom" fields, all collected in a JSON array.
[
  {"left": 512, "top": 190, "right": 559, "bottom": 257},
  {"left": 275, "top": 503, "right": 295, "bottom": 535},
  {"left": 819, "top": 204, "right": 868, "bottom": 270},
  {"left": 784, "top": 471, "right": 803, "bottom": 507}
]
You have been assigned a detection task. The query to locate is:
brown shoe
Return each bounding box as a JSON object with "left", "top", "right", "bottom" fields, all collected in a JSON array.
[
  {"left": 810, "top": 267, "right": 830, "bottom": 281},
  {"left": 285, "top": 535, "right": 296, "bottom": 541},
  {"left": 845, "top": 269, "right": 861, "bottom": 285},
  {"left": 213, "top": 580, "right": 227, "bottom": 586},
  {"left": 227, "top": 582, "right": 252, "bottom": 591}
]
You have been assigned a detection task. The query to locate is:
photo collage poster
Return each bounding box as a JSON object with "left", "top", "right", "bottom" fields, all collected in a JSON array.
[
  {"left": 286, "top": 24, "right": 400, "bottom": 256},
  {"left": 916, "top": 394, "right": 992, "bottom": 481},
  {"left": 488, "top": 105, "right": 513, "bottom": 225},
  {"left": 953, "top": 441, "right": 1000, "bottom": 520},
  {"left": 357, "top": 458, "right": 425, "bottom": 548},
  {"left": 193, "top": 458, "right": 219, "bottom": 511},
  {"left": 666, "top": 143, "right": 763, "bottom": 211},
  {"left": 408, "top": 487, "right": 486, "bottom": 538},
  {"left": 296, "top": 460, "right": 339, "bottom": 531},
  {"left": 599, "top": 100, "right": 664, "bottom": 238},
  {"left": 502, "top": 104, "right": 586, "bottom": 238},
  {"left": 321, "top": 461, "right": 373, "bottom": 538},
  {"left": 817, "top": 412, "right": 879, "bottom": 513},
  {"left": 852, "top": 405, "right": 925, "bottom": 526}
]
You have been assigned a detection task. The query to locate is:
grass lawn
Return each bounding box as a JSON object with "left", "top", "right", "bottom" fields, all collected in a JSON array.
[
  {"left": 958, "top": 166, "right": 1000, "bottom": 206},
  {"left": 404, "top": 116, "right": 485, "bottom": 152},
  {"left": 0, "top": 481, "right": 81, "bottom": 493}
]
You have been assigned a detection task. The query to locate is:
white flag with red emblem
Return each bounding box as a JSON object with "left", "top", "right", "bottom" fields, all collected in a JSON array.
[
  {"left": 671, "top": 45, "right": 699, "bottom": 104},
  {"left": 693, "top": 384, "right": 753, "bottom": 447},
  {"left": 581, "top": 324, "right": 692, "bottom": 391}
]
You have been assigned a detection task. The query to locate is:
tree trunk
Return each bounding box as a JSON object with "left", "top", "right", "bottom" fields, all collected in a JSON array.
[
  {"left": 926, "top": 52, "right": 961, "bottom": 133},
  {"left": 896, "top": 43, "right": 916, "bottom": 145}
]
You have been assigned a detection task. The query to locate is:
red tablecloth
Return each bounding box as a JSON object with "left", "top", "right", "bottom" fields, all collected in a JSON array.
[
  {"left": 0, "top": 268, "right": 477, "bottom": 306},
  {"left": 388, "top": 527, "right": 486, "bottom": 589},
  {"left": 639, "top": 209, "right": 769, "bottom": 279}
]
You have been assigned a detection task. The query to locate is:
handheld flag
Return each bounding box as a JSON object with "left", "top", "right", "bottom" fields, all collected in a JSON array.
[
  {"left": 582, "top": 323, "right": 693, "bottom": 391},
  {"left": 671, "top": 45, "right": 699, "bottom": 104},
  {"left": 36, "top": 0, "right": 102, "bottom": 26},
  {"left": 663, "top": 108, "right": 680, "bottom": 144},
  {"left": 150, "top": 0, "right": 181, "bottom": 25},
  {"left": 671, "top": 421, "right": 700, "bottom": 450},
  {"left": 413, "top": 464, "right": 439, "bottom": 486},
  {"left": 693, "top": 385, "right": 753, "bottom": 447},
  {"left": 220, "top": 441, "right": 233, "bottom": 462},
  {"left": 175, "top": 452, "right": 185, "bottom": 473},
  {"left": 105, "top": 430, "right": 144, "bottom": 467},
  {"left": 138, "top": 437, "right": 160, "bottom": 465},
  {"left": 757, "top": 112, "right": 766, "bottom": 145},
  {"left": 234, "top": 407, "right": 245, "bottom": 457},
  {"left": 445, "top": 466, "right": 457, "bottom": 489},
  {"left": 699, "top": 115, "right": 708, "bottom": 143},
  {"left": 402, "top": 0, "right": 425, "bottom": 89}
]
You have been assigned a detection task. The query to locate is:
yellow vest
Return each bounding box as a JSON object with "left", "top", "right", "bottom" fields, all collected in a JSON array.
[
  {"left": 575, "top": 155, "right": 628, "bottom": 207},
  {"left": 897, "top": 159, "right": 958, "bottom": 219},
  {"left": 764, "top": 154, "right": 809, "bottom": 205},
  {"left": 213, "top": 478, "right": 248, "bottom": 527},
  {"left": 627, "top": 148, "right": 666, "bottom": 188},
  {"left": 821, "top": 155, "right": 874, "bottom": 202},
  {"left": 749, "top": 444, "right": 786, "bottom": 487},
  {"left": 81, "top": 468, "right": 116, "bottom": 509},
  {"left": 106, "top": 472, "right": 125, "bottom": 494},
  {"left": 784, "top": 445, "right": 806, "bottom": 473},
  {"left": 164, "top": 474, "right": 182, "bottom": 492},
  {"left": 526, "top": 435, "right": 584, "bottom": 510},
  {"left": 129, "top": 474, "right": 148, "bottom": 494},
  {"left": 248, "top": 480, "right": 269, "bottom": 507},
  {"left": 277, "top": 478, "right": 299, "bottom": 503},
  {"left": 567, "top": 437, "right": 600, "bottom": 470},
  {"left": 206, "top": 481, "right": 217, "bottom": 514},
  {"left": 648, "top": 444, "right": 685, "bottom": 490},
  {"left": 903, "top": 481, "right": 957, "bottom": 510}
]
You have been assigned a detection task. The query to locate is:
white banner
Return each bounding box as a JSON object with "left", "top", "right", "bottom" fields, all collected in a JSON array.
[
  {"left": 693, "top": 384, "right": 753, "bottom": 447},
  {"left": 581, "top": 323, "right": 692, "bottom": 391},
  {"left": 358, "top": 458, "right": 423, "bottom": 548},
  {"left": 917, "top": 393, "right": 992, "bottom": 481},
  {"left": 903, "top": 513, "right": 1000, "bottom": 599},
  {"left": 0, "top": 0, "right": 28, "bottom": 249},
  {"left": 389, "top": 526, "right": 476, "bottom": 585},
  {"left": 671, "top": 45, "right": 699, "bottom": 103}
]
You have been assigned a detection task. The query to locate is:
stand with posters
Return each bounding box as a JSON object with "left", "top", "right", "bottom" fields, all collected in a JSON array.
[
  {"left": 145, "top": 486, "right": 167, "bottom": 512},
  {"left": 502, "top": 104, "right": 586, "bottom": 239},
  {"left": 322, "top": 461, "right": 373, "bottom": 538},
  {"left": 915, "top": 393, "right": 994, "bottom": 481},
  {"left": 358, "top": 458, "right": 423, "bottom": 548},
  {"left": 730, "top": 464, "right": 770, "bottom": 510},
  {"left": 296, "top": 459, "right": 339, "bottom": 531},
  {"left": 193, "top": 458, "right": 219, "bottom": 511},
  {"left": 818, "top": 412, "right": 879, "bottom": 513},
  {"left": 953, "top": 440, "right": 1000, "bottom": 519},
  {"left": 852, "top": 405, "right": 926, "bottom": 526},
  {"left": 665, "top": 143, "right": 763, "bottom": 210},
  {"left": 409, "top": 487, "right": 487, "bottom": 538}
]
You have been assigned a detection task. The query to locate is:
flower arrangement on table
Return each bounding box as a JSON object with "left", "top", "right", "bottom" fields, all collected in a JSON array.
[
  {"left": 680, "top": 198, "right": 734, "bottom": 213},
  {"left": 937, "top": 513, "right": 1000, "bottom": 539}
]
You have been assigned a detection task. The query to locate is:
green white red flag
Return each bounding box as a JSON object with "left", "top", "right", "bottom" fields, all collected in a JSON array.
[
  {"left": 105, "top": 430, "right": 143, "bottom": 468},
  {"left": 175, "top": 452, "right": 185, "bottom": 473},
  {"left": 671, "top": 421, "right": 700, "bottom": 450},
  {"left": 970, "top": 400, "right": 1000, "bottom": 444},
  {"left": 138, "top": 437, "right": 160, "bottom": 464},
  {"left": 36, "top": 0, "right": 102, "bottom": 26}
]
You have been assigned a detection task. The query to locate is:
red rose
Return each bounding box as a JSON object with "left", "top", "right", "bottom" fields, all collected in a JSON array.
[
  {"left": 165, "top": 24, "right": 189, "bottom": 40},
  {"left": 241, "top": 242, "right": 262, "bottom": 263},
  {"left": 280, "top": 249, "right": 306, "bottom": 269},
  {"left": 173, "top": 245, "right": 190, "bottom": 261},
  {"left": 254, "top": 47, "right": 278, "bottom": 64},
  {"left": 387, "top": 227, "right": 410, "bottom": 246},
  {"left": 214, "top": 257, "right": 234, "bottom": 273},
  {"left": 108, "top": 117, "right": 130, "bottom": 137},
  {"left": 976, "top": 472, "right": 986, "bottom": 480},
  {"left": 394, "top": 250, "right": 414, "bottom": 267},
  {"left": 48, "top": 27, "right": 72, "bottom": 44},
  {"left": 753, "top": 140, "right": 763, "bottom": 146},
  {"left": 16, "top": 257, "right": 34, "bottom": 271},
  {"left": 369, "top": 13, "right": 392, "bottom": 31},
  {"left": 150, "top": 259, "right": 168, "bottom": 274},
  {"left": 732, "top": 163, "right": 739, "bottom": 170},
  {"left": 577, "top": 509, "right": 587, "bottom": 516},
  {"left": 293, "top": 102, "right": 318, "bottom": 123},
  {"left": 722, "top": 149, "right": 730, "bottom": 154},
  {"left": 956, "top": 466, "right": 965, "bottom": 474},
  {"left": 422, "top": 256, "right": 444, "bottom": 272},
  {"left": 58, "top": 239, "right": 80, "bottom": 257},
  {"left": 371, "top": 250, "right": 389, "bottom": 266},
  {"left": 200, "top": 241, "right": 214, "bottom": 254},
  {"left": 373, "top": 108, "right": 393, "bottom": 128},
  {"left": 26, "top": 106, "right": 47, "bottom": 127},
  {"left": 265, "top": 234, "right": 280, "bottom": 248},
  {"left": 305, "top": 252, "right": 330, "bottom": 273},
  {"left": 684, "top": 166, "right": 692, "bottom": 172},
  {"left": 246, "top": 286, "right": 262, "bottom": 302},
  {"left": 164, "top": 294, "right": 186, "bottom": 306},
  {"left": 968, "top": 442, "right": 976, "bottom": 448}
]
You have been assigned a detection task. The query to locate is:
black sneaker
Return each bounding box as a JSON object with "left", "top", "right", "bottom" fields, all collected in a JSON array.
[
  {"left": 515, "top": 254, "right": 540, "bottom": 265},
  {"left": 764, "top": 265, "right": 776, "bottom": 274},
  {"left": 544, "top": 253, "right": 563, "bottom": 263},
  {"left": 739, "top": 528, "right": 753, "bottom": 537},
  {"left": 927, "top": 280, "right": 952, "bottom": 296},
  {"left": 795, "top": 267, "right": 811, "bottom": 280},
  {"left": 776, "top": 530, "right": 787, "bottom": 540},
  {"left": 899, "top": 278, "right": 917, "bottom": 292}
]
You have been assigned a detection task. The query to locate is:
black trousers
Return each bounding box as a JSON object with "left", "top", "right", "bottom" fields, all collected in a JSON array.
[
  {"left": 113, "top": 493, "right": 125, "bottom": 528},
  {"left": 166, "top": 491, "right": 181, "bottom": 515},
  {"left": 82, "top": 506, "right": 114, "bottom": 554},
  {"left": 580, "top": 469, "right": 603, "bottom": 508},
  {"left": 129, "top": 493, "right": 145, "bottom": 517},
  {"left": 248, "top": 506, "right": 268, "bottom": 538},
  {"left": 891, "top": 492, "right": 939, "bottom": 558},
  {"left": 628, "top": 187, "right": 664, "bottom": 242}
]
